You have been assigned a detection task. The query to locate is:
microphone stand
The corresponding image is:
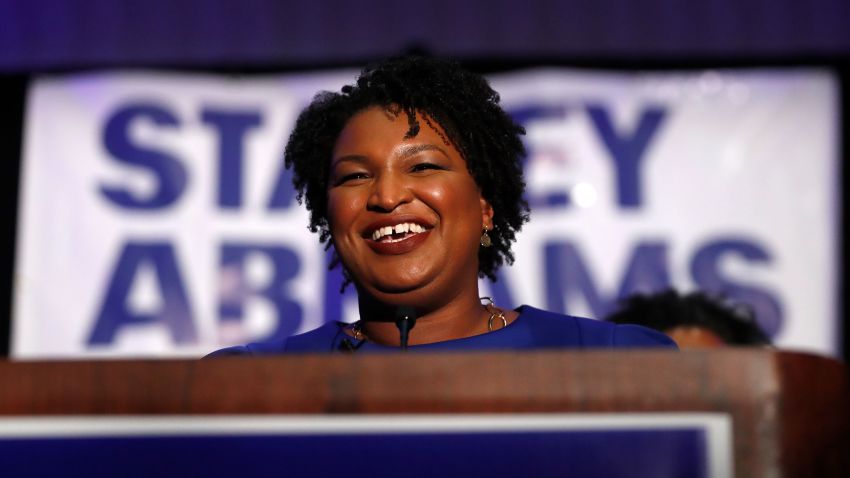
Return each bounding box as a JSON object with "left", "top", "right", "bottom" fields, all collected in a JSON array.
[{"left": 394, "top": 306, "right": 417, "bottom": 351}]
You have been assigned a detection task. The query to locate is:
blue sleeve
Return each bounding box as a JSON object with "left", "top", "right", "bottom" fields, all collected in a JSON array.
[
  {"left": 202, "top": 322, "right": 344, "bottom": 357},
  {"left": 204, "top": 338, "right": 290, "bottom": 357},
  {"left": 612, "top": 324, "right": 678, "bottom": 349},
  {"left": 204, "top": 345, "right": 252, "bottom": 358}
]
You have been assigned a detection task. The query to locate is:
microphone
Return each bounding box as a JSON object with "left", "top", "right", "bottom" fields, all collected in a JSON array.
[{"left": 394, "top": 306, "right": 417, "bottom": 350}]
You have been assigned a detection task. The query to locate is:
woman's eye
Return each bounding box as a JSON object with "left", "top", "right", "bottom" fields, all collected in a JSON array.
[
  {"left": 335, "top": 172, "right": 369, "bottom": 185},
  {"left": 411, "top": 163, "right": 443, "bottom": 173}
]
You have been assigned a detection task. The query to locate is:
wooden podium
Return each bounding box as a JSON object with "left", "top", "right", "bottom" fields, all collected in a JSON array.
[{"left": 0, "top": 349, "right": 847, "bottom": 477}]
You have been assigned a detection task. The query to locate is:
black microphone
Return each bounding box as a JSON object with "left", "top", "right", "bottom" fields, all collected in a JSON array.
[{"left": 394, "top": 306, "right": 417, "bottom": 350}]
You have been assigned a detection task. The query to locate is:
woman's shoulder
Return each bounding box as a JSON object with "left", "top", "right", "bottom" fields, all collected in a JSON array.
[
  {"left": 516, "top": 305, "right": 678, "bottom": 349},
  {"left": 205, "top": 321, "right": 345, "bottom": 357}
]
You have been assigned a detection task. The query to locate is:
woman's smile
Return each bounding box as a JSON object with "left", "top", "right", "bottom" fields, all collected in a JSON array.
[
  {"left": 364, "top": 217, "right": 433, "bottom": 254},
  {"left": 368, "top": 221, "right": 428, "bottom": 242}
]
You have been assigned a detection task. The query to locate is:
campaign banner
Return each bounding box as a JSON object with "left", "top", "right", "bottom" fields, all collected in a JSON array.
[
  {"left": 0, "top": 414, "right": 733, "bottom": 478},
  {"left": 13, "top": 68, "right": 839, "bottom": 358}
]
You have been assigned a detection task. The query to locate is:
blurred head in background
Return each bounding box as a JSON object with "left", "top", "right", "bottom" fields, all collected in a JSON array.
[{"left": 605, "top": 289, "right": 771, "bottom": 349}]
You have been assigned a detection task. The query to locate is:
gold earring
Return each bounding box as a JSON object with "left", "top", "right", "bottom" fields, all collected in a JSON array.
[{"left": 480, "top": 227, "right": 492, "bottom": 247}]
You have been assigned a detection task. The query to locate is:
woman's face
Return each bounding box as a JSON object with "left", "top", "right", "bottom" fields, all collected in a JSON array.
[{"left": 327, "top": 106, "right": 493, "bottom": 306}]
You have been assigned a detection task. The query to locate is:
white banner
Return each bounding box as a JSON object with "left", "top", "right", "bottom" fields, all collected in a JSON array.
[{"left": 13, "top": 68, "right": 840, "bottom": 358}]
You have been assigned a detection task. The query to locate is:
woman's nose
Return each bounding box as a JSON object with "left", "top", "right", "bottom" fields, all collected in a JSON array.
[{"left": 367, "top": 172, "right": 413, "bottom": 212}]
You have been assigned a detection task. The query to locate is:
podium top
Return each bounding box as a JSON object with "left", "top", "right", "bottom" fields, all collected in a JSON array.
[{"left": 0, "top": 349, "right": 847, "bottom": 476}]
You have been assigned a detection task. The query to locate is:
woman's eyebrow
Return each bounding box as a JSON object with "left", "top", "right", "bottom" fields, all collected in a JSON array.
[
  {"left": 330, "top": 154, "right": 368, "bottom": 168},
  {"left": 331, "top": 144, "right": 449, "bottom": 168},
  {"left": 395, "top": 143, "right": 449, "bottom": 159}
]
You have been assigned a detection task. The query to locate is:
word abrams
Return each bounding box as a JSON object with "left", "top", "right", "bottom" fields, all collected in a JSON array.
[{"left": 87, "top": 236, "right": 782, "bottom": 347}]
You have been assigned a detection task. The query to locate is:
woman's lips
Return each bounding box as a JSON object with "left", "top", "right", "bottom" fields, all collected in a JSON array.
[{"left": 365, "top": 230, "right": 431, "bottom": 255}]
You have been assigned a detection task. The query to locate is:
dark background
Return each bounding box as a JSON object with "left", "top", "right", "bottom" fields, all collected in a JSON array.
[{"left": 0, "top": 0, "right": 847, "bottom": 359}]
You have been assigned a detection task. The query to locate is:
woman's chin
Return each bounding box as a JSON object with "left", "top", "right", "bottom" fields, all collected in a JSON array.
[{"left": 362, "top": 272, "right": 437, "bottom": 298}]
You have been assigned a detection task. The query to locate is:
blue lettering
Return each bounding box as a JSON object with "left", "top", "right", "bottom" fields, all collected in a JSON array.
[
  {"left": 267, "top": 161, "right": 298, "bottom": 210},
  {"left": 88, "top": 242, "right": 196, "bottom": 345},
  {"left": 544, "top": 240, "right": 670, "bottom": 318},
  {"left": 100, "top": 103, "right": 187, "bottom": 209},
  {"left": 201, "top": 109, "right": 263, "bottom": 208},
  {"left": 691, "top": 238, "right": 783, "bottom": 336},
  {"left": 219, "top": 243, "right": 303, "bottom": 342},
  {"left": 585, "top": 104, "right": 666, "bottom": 208}
]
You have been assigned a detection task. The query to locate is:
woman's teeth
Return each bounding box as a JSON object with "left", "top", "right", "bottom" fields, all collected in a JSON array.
[{"left": 371, "top": 222, "right": 426, "bottom": 241}]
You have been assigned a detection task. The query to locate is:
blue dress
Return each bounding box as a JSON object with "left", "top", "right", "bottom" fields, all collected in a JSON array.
[{"left": 208, "top": 305, "right": 676, "bottom": 356}]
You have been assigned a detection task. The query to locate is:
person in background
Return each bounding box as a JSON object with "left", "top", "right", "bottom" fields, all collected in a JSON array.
[
  {"left": 209, "top": 56, "right": 676, "bottom": 355},
  {"left": 605, "top": 289, "right": 771, "bottom": 349}
]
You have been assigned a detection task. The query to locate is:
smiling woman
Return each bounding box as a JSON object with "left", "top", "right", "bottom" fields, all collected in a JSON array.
[{"left": 208, "top": 56, "right": 676, "bottom": 354}]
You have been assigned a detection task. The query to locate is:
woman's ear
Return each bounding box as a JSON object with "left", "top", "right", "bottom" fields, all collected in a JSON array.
[{"left": 480, "top": 195, "right": 494, "bottom": 229}]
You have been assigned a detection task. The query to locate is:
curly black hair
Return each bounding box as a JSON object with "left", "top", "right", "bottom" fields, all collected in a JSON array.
[
  {"left": 606, "top": 289, "right": 771, "bottom": 345},
  {"left": 284, "top": 56, "right": 528, "bottom": 285}
]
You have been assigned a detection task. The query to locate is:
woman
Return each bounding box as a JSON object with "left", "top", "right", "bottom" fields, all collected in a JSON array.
[{"left": 210, "top": 56, "right": 675, "bottom": 354}]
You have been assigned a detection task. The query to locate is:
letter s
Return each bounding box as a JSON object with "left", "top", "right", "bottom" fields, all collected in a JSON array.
[
  {"left": 691, "top": 238, "right": 783, "bottom": 337},
  {"left": 100, "top": 103, "right": 187, "bottom": 209}
]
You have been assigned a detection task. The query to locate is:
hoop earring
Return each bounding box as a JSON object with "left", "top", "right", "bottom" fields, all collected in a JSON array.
[{"left": 480, "top": 227, "right": 492, "bottom": 248}]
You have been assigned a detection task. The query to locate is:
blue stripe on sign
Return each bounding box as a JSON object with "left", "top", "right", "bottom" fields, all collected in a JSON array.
[{"left": 0, "top": 428, "right": 706, "bottom": 478}]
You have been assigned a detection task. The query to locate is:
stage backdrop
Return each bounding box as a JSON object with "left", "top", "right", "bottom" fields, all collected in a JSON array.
[{"left": 12, "top": 68, "right": 840, "bottom": 358}]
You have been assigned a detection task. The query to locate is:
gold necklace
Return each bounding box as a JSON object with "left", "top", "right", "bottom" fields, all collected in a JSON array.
[
  {"left": 349, "top": 321, "right": 365, "bottom": 341},
  {"left": 481, "top": 297, "right": 507, "bottom": 331}
]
